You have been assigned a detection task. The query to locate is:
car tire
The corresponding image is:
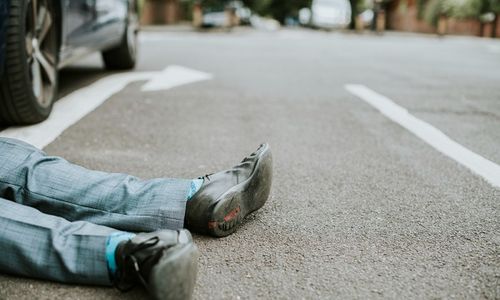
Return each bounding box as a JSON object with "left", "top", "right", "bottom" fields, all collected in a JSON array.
[
  {"left": 0, "top": 0, "right": 58, "bottom": 125},
  {"left": 102, "top": 1, "right": 139, "bottom": 70}
]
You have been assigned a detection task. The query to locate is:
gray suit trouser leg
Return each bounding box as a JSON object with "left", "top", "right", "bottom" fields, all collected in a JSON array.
[{"left": 0, "top": 138, "right": 192, "bottom": 285}]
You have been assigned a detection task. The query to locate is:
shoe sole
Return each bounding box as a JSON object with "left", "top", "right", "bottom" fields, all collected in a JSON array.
[
  {"left": 149, "top": 241, "right": 199, "bottom": 300},
  {"left": 208, "top": 145, "right": 273, "bottom": 237}
]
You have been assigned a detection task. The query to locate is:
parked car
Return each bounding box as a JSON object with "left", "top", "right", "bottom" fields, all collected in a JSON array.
[
  {"left": 199, "top": 0, "right": 226, "bottom": 27},
  {"left": 299, "top": 0, "right": 352, "bottom": 29},
  {"left": 199, "top": 0, "right": 250, "bottom": 27},
  {"left": 0, "top": 0, "right": 139, "bottom": 125}
]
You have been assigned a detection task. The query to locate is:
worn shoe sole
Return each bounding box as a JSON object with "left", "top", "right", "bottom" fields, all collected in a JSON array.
[
  {"left": 208, "top": 144, "right": 273, "bottom": 237},
  {"left": 149, "top": 231, "right": 199, "bottom": 300}
]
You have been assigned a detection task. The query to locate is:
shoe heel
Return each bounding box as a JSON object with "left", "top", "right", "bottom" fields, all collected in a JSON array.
[
  {"left": 149, "top": 243, "right": 199, "bottom": 300},
  {"left": 209, "top": 149, "right": 273, "bottom": 238},
  {"left": 210, "top": 192, "right": 243, "bottom": 237}
]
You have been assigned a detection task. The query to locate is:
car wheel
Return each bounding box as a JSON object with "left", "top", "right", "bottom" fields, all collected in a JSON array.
[
  {"left": 0, "top": 0, "right": 58, "bottom": 125},
  {"left": 102, "top": 1, "right": 139, "bottom": 70}
]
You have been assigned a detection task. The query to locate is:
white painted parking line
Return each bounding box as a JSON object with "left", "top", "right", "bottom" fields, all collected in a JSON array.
[
  {"left": 345, "top": 84, "right": 500, "bottom": 188},
  {"left": 0, "top": 66, "right": 213, "bottom": 149},
  {"left": 0, "top": 72, "right": 153, "bottom": 149},
  {"left": 141, "top": 65, "right": 213, "bottom": 92}
]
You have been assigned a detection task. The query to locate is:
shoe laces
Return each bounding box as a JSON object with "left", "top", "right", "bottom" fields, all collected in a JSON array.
[
  {"left": 200, "top": 173, "right": 213, "bottom": 181},
  {"left": 114, "top": 236, "right": 160, "bottom": 293}
]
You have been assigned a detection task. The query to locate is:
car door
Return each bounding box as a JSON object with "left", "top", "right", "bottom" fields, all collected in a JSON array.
[
  {"left": 63, "top": 0, "right": 98, "bottom": 50},
  {"left": 92, "top": 0, "right": 127, "bottom": 48},
  {"left": 58, "top": 0, "right": 127, "bottom": 67}
]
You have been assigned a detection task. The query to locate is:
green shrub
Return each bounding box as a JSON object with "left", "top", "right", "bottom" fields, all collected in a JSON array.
[
  {"left": 423, "top": 0, "right": 443, "bottom": 25},
  {"left": 356, "top": 0, "right": 373, "bottom": 12},
  {"left": 423, "top": 0, "right": 488, "bottom": 26},
  {"left": 484, "top": 0, "right": 500, "bottom": 13},
  {"left": 138, "top": 0, "right": 145, "bottom": 14},
  {"left": 417, "top": 0, "right": 426, "bottom": 19},
  {"left": 444, "top": 0, "right": 482, "bottom": 18}
]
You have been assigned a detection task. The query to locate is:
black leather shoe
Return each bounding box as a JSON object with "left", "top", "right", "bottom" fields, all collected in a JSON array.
[
  {"left": 114, "top": 229, "right": 199, "bottom": 300},
  {"left": 185, "top": 143, "right": 273, "bottom": 237}
]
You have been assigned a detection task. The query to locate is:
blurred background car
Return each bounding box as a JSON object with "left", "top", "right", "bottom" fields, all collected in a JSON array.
[
  {"left": 198, "top": 0, "right": 251, "bottom": 28},
  {"left": 299, "top": 0, "right": 352, "bottom": 29},
  {"left": 233, "top": 1, "right": 252, "bottom": 25},
  {"left": 0, "top": 0, "right": 139, "bottom": 125},
  {"left": 200, "top": 1, "right": 227, "bottom": 27},
  {"left": 357, "top": 8, "right": 374, "bottom": 28}
]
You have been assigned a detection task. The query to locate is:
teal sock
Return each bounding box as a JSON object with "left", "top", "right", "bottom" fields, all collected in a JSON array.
[
  {"left": 187, "top": 179, "right": 203, "bottom": 200},
  {"left": 105, "top": 231, "right": 136, "bottom": 279}
]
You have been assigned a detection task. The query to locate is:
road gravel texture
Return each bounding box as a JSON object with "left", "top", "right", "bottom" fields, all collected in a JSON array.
[{"left": 0, "top": 29, "right": 499, "bottom": 299}]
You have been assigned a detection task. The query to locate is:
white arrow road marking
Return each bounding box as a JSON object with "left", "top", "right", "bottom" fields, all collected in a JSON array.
[
  {"left": 141, "top": 65, "right": 213, "bottom": 92},
  {"left": 346, "top": 84, "right": 500, "bottom": 189},
  {"left": 0, "top": 66, "right": 213, "bottom": 149}
]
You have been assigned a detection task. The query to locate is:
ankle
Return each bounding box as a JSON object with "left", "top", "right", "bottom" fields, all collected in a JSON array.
[
  {"left": 187, "top": 178, "right": 203, "bottom": 200},
  {"left": 105, "top": 232, "right": 136, "bottom": 282}
]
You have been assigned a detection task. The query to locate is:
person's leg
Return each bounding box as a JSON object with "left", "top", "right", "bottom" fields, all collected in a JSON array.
[
  {"left": 0, "top": 137, "right": 274, "bottom": 238},
  {"left": 0, "top": 196, "right": 116, "bottom": 285},
  {"left": 0, "top": 137, "right": 192, "bottom": 232},
  {"left": 0, "top": 197, "right": 198, "bottom": 299}
]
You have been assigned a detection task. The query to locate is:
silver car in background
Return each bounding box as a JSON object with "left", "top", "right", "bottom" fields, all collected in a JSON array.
[{"left": 299, "top": 0, "right": 352, "bottom": 29}]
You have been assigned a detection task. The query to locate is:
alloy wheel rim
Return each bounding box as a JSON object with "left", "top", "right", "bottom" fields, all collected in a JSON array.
[{"left": 26, "top": 0, "right": 56, "bottom": 108}]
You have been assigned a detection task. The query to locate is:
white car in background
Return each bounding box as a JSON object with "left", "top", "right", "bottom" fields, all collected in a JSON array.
[{"left": 299, "top": 0, "right": 352, "bottom": 29}]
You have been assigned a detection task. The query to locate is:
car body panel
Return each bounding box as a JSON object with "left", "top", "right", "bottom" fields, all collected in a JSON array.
[
  {"left": 58, "top": 0, "right": 128, "bottom": 68},
  {"left": 299, "top": 0, "right": 352, "bottom": 29},
  {"left": 203, "top": 12, "right": 227, "bottom": 27},
  {"left": 311, "top": 0, "right": 351, "bottom": 29},
  {"left": 0, "top": 0, "right": 130, "bottom": 73},
  {"left": 201, "top": 0, "right": 250, "bottom": 27}
]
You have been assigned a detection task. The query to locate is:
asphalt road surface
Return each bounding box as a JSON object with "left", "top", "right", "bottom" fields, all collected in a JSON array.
[{"left": 0, "top": 28, "right": 499, "bottom": 299}]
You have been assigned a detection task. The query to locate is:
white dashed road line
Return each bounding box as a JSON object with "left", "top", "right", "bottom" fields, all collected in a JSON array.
[
  {"left": 345, "top": 84, "right": 500, "bottom": 188},
  {"left": 0, "top": 66, "right": 213, "bottom": 149}
]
